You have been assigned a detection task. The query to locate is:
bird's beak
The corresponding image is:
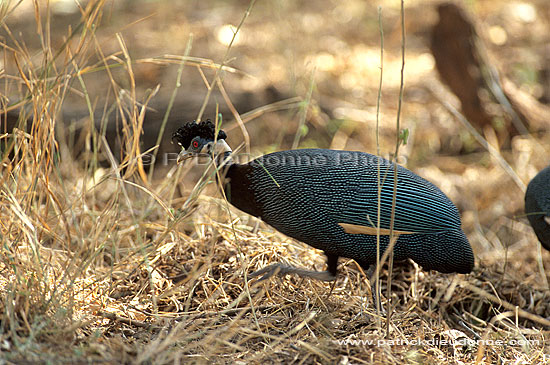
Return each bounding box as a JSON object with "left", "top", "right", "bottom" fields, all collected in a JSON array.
[{"left": 177, "top": 150, "right": 195, "bottom": 164}]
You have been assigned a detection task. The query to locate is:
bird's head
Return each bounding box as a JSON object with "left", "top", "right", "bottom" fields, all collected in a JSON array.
[{"left": 172, "top": 120, "right": 230, "bottom": 164}]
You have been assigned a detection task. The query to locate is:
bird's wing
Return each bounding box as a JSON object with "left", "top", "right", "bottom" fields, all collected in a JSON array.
[{"left": 334, "top": 169, "right": 461, "bottom": 234}]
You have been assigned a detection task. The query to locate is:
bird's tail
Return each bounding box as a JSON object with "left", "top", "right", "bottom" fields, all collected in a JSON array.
[{"left": 409, "top": 229, "right": 474, "bottom": 274}]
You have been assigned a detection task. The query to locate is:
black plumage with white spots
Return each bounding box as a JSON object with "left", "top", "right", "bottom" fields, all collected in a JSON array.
[
  {"left": 173, "top": 121, "right": 474, "bottom": 279},
  {"left": 525, "top": 166, "right": 550, "bottom": 251}
]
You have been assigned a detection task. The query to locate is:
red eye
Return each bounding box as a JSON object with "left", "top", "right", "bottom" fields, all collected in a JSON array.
[{"left": 192, "top": 140, "right": 199, "bottom": 148}]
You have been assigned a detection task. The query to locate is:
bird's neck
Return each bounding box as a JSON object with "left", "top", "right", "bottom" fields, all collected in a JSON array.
[
  {"left": 210, "top": 142, "right": 262, "bottom": 217},
  {"left": 222, "top": 151, "right": 233, "bottom": 164},
  {"left": 216, "top": 154, "right": 263, "bottom": 218},
  {"left": 211, "top": 140, "right": 233, "bottom": 167},
  {"left": 213, "top": 150, "right": 234, "bottom": 186},
  {"left": 214, "top": 150, "right": 233, "bottom": 169}
]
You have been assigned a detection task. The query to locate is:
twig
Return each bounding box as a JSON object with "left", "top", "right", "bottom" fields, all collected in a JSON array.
[
  {"left": 374, "top": 5, "right": 384, "bottom": 325},
  {"left": 460, "top": 281, "right": 550, "bottom": 327},
  {"left": 98, "top": 311, "right": 155, "bottom": 330},
  {"left": 386, "top": 0, "right": 406, "bottom": 336}
]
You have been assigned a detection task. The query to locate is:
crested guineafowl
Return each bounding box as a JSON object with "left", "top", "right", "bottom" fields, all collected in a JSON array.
[
  {"left": 525, "top": 166, "right": 550, "bottom": 251},
  {"left": 173, "top": 120, "right": 474, "bottom": 281}
]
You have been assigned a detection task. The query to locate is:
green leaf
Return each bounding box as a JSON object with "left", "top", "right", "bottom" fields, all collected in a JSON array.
[{"left": 399, "top": 128, "right": 409, "bottom": 145}]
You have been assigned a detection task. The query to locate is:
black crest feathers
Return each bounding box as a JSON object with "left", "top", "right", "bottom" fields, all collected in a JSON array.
[{"left": 172, "top": 120, "right": 227, "bottom": 149}]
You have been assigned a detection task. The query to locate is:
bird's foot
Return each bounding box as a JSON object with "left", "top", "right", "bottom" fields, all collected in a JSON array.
[
  {"left": 358, "top": 264, "right": 386, "bottom": 313},
  {"left": 249, "top": 263, "right": 336, "bottom": 282}
]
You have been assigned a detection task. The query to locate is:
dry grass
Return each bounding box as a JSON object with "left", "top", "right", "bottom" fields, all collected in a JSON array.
[{"left": 1, "top": 0, "right": 549, "bottom": 363}]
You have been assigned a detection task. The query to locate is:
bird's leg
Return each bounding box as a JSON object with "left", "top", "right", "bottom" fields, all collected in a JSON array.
[
  {"left": 326, "top": 254, "right": 339, "bottom": 296},
  {"left": 359, "top": 262, "right": 385, "bottom": 313},
  {"left": 249, "top": 254, "right": 338, "bottom": 282},
  {"left": 248, "top": 264, "right": 336, "bottom": 281}
]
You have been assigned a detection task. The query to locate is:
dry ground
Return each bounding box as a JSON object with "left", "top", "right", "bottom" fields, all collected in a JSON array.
[{"left": 1, "top": 0, "right": 549, "bottom": 363}]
